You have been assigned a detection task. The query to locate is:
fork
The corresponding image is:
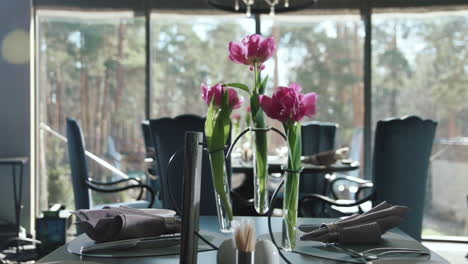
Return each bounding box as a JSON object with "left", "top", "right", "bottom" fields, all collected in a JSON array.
[{"left": 332, "top": 245, "right": 431, "bottom": 262}]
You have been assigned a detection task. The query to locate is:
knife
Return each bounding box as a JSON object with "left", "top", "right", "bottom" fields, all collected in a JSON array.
[{"left": 80, "top": 235, "right": 181, "bottom": 253}]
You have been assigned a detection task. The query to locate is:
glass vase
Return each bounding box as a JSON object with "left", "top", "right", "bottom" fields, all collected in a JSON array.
[
  {"left": 252, "top": 128, "right": 269, "bottom": 215},
  {"left": 209, "top": 151, "right": 233, "bottom": 233},
  {"left": 281, "top": 122, "right": 302, "bottom": 251},
  {"left": 281, "top": 169, "right": 300, "bottom": 251}
]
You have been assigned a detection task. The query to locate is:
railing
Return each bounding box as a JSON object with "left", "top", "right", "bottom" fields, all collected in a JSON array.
[{"left": 39, "top": 122, "right": 130, "bottom": 180}]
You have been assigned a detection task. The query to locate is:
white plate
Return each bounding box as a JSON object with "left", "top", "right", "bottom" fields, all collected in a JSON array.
[
  {"left": 368, "top": 259, "right": 443, "bottom": 264},
  {"left": 139, "top": 208, "right": 176, "bottom": 217}
]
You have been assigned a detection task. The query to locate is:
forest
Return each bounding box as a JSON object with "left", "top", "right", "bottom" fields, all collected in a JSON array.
[{"left": 36, "top": 11, "right": 467, "bottom": 235}]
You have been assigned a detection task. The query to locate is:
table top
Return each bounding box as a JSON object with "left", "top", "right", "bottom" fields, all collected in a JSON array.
[
  {"left": 39, "top": 216, "right": 448, "bottom": 264},
  {"left": 232, "top": 156, "right": 360, "bottom": 174},
  {"left": 0, "top": 157, "right": 28, "bottom": 165}
]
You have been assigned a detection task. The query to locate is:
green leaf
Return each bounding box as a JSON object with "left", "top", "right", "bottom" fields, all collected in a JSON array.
[
  {"left": 285, "top": 122, "right": 302, "bottom": 170},
  {"left": 204, "top": 99, "right": 217, "bottom": 148},
  {"left": 205, "top": 89, "right": 233, "bottom": 152},
  {"left": 259, "top": 75, "right": 269, "bottom": 95},
  {"left": 222, "top": 88, "right": 229, "bottom": 109},
  {"left": 224, "top": 83, "right": 250, "bottom": 94}
]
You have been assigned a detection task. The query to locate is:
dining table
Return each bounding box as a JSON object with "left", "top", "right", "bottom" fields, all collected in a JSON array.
[
  {"left": 38, "top": 216, "right": 448, "bottom": 264},
  {"left": 231, "top": 155, "right": 360, "bottom": 174},
  {"left": 231, "top": 155, "right": 360, "bottom": 203}
]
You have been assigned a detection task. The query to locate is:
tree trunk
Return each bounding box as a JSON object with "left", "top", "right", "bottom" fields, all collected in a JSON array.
[
  {"left": 389, "top": 23, "right": 398, "bottom": 117},
  {"left": 272, "top": 22, "right": 280, "bottom": 88},
  {"left": 55, "top": 63, "right": 64, "bottom": 133},
  {"left": 80, "top": 67, "right": 89, "bottom": 135},
  {"left": 352, "top": 22, "right": 364, "bottom": 128},
  {"left": 447, "top": 111, "right": 459, "bottom": 138},
  {"left": 95, "top": 75, "right": 103, "bottom": 156},
  {"left": 114, "top": 22, "right": 127, "bottom": 113}
]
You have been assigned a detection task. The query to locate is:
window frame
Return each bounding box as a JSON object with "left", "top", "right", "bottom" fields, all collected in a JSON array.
[{"left": 32, "top": 0, "right": 468, "bottom": 243}]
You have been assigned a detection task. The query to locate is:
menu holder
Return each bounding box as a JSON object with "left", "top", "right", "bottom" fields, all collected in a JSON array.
[{"left": 179, "top": 131, "right": 204, "bottom": 264}]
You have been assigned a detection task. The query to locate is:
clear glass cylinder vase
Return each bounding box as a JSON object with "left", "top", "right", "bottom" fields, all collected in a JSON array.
[
  {"left": 209, "top": 151, "right": 234, "bottom": 233},
  {"left": 281, "top": 122, "right": 302, "bottom": 251},
  {"left": 281, "top": 169, "right": 300, "bottom": 251},
  {"left": 252, "top": 128, "right": 269, "bottom": 215}
]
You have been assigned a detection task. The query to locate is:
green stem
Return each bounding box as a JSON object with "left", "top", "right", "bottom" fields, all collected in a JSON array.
[
  {"left": 251, "top": 62, "right": 269, "bottom": 214},
  {"left": 210, "top": 150, "right": 234, "bottom": 221},
  {"left": 282, "top": 122, "right": 302, "bottom": 250},
  {"left": 254, "top": 127, "right": 268, "bottom": 212}
]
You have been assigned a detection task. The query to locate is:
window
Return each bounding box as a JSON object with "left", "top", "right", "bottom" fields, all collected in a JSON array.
[
  {"left": 36, "top": 10, "right": 146, "bottom": 210},
  {"left": 261, "top": 14, "right": 365, "bottom": 171},
  {"left": 34, "top": 3, "right": 468, "bottom": 242},
  {"left": 150, "top": 13, "right": 255, "bottom": 118},
  {"left": 372, "top": 11, "right": 468, "bottom": 238}
]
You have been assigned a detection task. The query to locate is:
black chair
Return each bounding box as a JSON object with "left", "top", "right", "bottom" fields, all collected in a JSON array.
[
  {"left": 149, "top": 114, "right": 221, "bottom": 215},
  {"left": 141, "top": 120, "right": 161, "bottom": 206},
  {"left": 149, "top": 114, "right": 251, "bottom": 216},
  {"left": 300, "top": 121, "right": 338, "bottom": 194},
  {"left": 66, "top": 117, "right": 154, "bottom": 210},
  {"left": 298, "top": 121, "right": 338, "bottom": 216},
  {"left": 303, "top": 116, "right": 437, "bottom": 240}
]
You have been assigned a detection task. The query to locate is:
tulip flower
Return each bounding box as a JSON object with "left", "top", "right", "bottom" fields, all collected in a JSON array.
[
  {"left": 231, "top": 113, "right": 242, "bottom": 121},
  {"left": 227, "top": 34, "right": 276, "bottom": 215},
  {"left": 259, "top": 81, "right": 318, "bottom": 250},
  {"left": 201, "top": 83, "right": 244, "bottom": 109},
  {"left": 228, "top": 34, "right": 276, "bottom": 69},
  {"left": 260, "top": 82, "right": 317, "bottom": 123},
  {"left": 202, "top": 82, "right": 245, "bottom": 231}
]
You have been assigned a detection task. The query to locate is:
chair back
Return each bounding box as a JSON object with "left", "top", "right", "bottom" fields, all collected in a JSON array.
[
  {"left": 372, "top": 116, "right": 437, "bottom": 240},
  {"left": 66, "top": 117, "right": 91, "bottom": 210},
  {"left": 141, "top": 121, "right": 156, "bottom": 160},
  {"left": 300, "top": 121, "right": 338, "bottom": 195},
  {"left": 141, "top": 120, "right": 159, "bottom": 203},
  {"left": 149, "top": 114, "right": 229, "bottom": 215}
]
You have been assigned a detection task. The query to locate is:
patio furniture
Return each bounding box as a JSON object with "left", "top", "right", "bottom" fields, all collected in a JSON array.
[
  {"left": 302, "top": 116, "right": 437, "bottom": 240},
  {"left": 66, "top": 118, "right": 154, "bottom": 211}
]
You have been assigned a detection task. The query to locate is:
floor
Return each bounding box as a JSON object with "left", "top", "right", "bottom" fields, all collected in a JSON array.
[{"left": 424, "top": 241, "right": 468, "bottom": 264}]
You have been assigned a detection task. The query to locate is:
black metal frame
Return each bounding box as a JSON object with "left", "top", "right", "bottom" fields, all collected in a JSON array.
[
  {"left": 302, "top": 176, "right": 375, "bottom": 210},
  {"left": 165, "top": 145, "right": 254, "bottom": 216},
  {"left": 85, "top": 177, "right": 155, "bottom": 208}
]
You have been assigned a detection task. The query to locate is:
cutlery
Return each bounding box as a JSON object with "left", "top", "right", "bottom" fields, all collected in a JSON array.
[
  {"left": 80, "top": 235, "right": 181, "bottom": 253},
  {"left": 332, "top": 245, "right": 431, "bottom": 262}
]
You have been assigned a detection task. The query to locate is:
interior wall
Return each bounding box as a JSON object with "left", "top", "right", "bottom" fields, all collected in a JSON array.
[{"left": 0, "top": 0, "right": 32, "bottom": 232}]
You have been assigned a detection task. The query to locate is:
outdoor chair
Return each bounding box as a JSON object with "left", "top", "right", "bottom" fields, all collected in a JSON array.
[
  {"left": 302, "top": 116, "right": 437, "bottom": 240},
  {"left": 66, "top": 117, "right": 154, "bottom": 211}
]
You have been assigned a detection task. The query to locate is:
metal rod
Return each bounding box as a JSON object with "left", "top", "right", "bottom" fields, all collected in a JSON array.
[
  {"left": 361, "top": 0, "right": 372, "bottom": 179},
  {"left": 180, "top": 132, "right": 204, "bottom": 264},
  {"left": 144, "top": 0, "right": 152, "bottom": 119},
  {"left": 39, "top": 122, "right": 130, "bottom": 179},
  {"left": 254, "top": 13, "right": 261, "bottom": 34}
]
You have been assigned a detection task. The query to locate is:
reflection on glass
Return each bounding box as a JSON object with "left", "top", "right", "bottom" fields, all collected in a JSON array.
[
  {"left": 372, "top": 12, "right": 468, "bottom": 238},
  {"left": 150, "top": 14, "right": 255, "bottom": 118},
  {"left": 261, "top": 14, "right": 365, "bottom": 169},
  {"left": 36, "top": 11, "right": 146, "bottom": 210}
]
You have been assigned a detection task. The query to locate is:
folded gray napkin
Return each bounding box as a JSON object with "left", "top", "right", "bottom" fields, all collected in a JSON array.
[
  {"left": 299, "top": 201, "right": 408, "bottom": 244},
  {"left": 301, "top": 147, "right": 349, "bottom": 166},
  {"left": 72, "top": 206, "right": 181, "bottom": 243}
]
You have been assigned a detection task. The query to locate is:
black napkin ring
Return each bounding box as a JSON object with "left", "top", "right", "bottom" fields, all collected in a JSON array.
[
  {"left": 281, "top": 165, "right": 304, "bottom": 174},
  {"left": 323, "top": 223, "right": 340, "bottom": 242}
]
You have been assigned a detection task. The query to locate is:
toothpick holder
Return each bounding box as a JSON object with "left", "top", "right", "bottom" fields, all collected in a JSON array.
[{"left": 236, "top": 250, "right": 254, "bottom": 264}]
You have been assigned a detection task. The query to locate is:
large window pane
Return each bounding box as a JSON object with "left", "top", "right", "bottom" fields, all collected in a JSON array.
[
  {"left": 372, "top": 11, "right": 468, "bottom": 238},
  {"left": 36, "top": 11, "right": 146, "bottom": 211},
  {"left": 261, "top": 14, "right": 365, "bottom": 171},
  {"left": 150, "top": 13, "right": 255, "bottom": 118}
]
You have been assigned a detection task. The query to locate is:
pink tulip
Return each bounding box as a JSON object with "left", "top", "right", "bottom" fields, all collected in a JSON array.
[
  {"left": 201, "top": 83, "right": 244, "bottom": 109},
  {"left": 231, "top": 113, "right": 242, "bottom": 121},
  {"left": 260, "top": 82, "right": 317, "bottom": 123},
  {"left": 228, "top": 34, "right": 276, "bottom": 68}
]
